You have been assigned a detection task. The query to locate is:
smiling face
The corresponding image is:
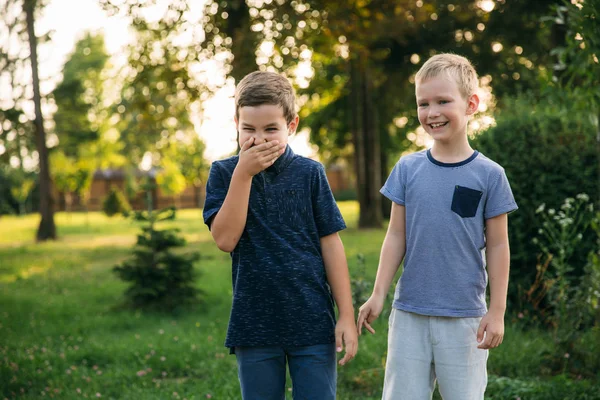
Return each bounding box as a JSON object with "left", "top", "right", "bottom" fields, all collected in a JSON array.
[
  {"left": 236, "top": 104, "right": 299, "bottom": 148},
  {"left": 416, "top": 75, "right": 478, "bottom": 145}
]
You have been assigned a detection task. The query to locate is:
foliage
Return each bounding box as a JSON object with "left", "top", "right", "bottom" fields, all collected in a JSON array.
[
  {"left": 156, "top": 158, "right": 187, "bottom": 197},
  {"left": 486, "top": 374, "right": 600, "bottom": 400},
  {"left": 525, "top": 194, "right": 600, "bottom": 376},
  {"left": 471, "top": 90, "right": 599, "bottom": 306},
  {"left": 98, "top": 0, "right": 211, "bottom": 167},
  {"left": 102, "top": 186, "right": 131, "bottom": 217},
  {"left": 113, "top": 207, "right": 201, "bottom": 312},
  {"left": 51, "top": 32, "right": 109, "bottom": 157},
  {"left": 551, "top": 0, "right": 600, "bottom": 110},
  {"left": 49, "top": 150, "right": 95, "bottom": 212}
]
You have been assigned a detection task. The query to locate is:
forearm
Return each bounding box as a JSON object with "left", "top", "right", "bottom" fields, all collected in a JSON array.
[
  {"left": 210, "top": 168, "right": 253, "bottom": 252},
  {"left": 321, "top": 234, "right": 354, "bottom": 319},
  {"left": 372, "top": 232, "right": 405, "bottom": 298},
  {"left": 486, "top": 242, "right": 510, "bottom": 313}
]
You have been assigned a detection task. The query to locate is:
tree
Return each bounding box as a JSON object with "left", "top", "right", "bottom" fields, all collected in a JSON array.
[
  {"left": 52, "top": 32, "right": 109, "bottom": 156},
  {"left": 99, "top": 0, "right": 212, "bottom": 166},
  {"left": 202, "top": 0, "right": 560, "bottom": 227},
  {"left": 24, "top": 0, "right": 55, "bottom": 240}
]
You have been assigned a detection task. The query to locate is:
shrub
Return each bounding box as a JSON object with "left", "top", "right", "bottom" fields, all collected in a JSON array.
[
  {"left": 113, "top": 207, "right": 201, "bottom": 312},
  {"left": 472, "top": 90, "right": 599, "bottom": 307},
  {"left": 526, "top": 194, "right": 600, "bottom": 376},
  {"left": 102, "top": 186, "right": 131, "bottom": 217}
]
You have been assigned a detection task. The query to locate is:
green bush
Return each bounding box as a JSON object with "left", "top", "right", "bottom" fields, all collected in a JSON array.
[
  {"left": 486, "top": 374, "right": 600, "bottom": 400},
  {"left": 472, "top": 90, "right": 599, "bottom": 308},
  {"left": 102, "top": 186, "right": 131, "bottom": 217},
  {"left": 113, "top": 207, "right": 201, "bottom": 311}
]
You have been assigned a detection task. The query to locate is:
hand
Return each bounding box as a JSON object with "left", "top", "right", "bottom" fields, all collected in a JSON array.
[
  {"left": 335, "top": 316, "right": 358, "bottom": 366},
  {"left": 476, "top": 309, "right": 505, "bottom": 349},
  {"left": 237, "top": 138, "right": 286, "bottom": 177},
  {"left": 356, "top": 294, "right": 384, "bottom": 335}
]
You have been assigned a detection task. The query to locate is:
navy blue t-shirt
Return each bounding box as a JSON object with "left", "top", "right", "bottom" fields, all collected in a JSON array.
[{"left": 203, "top": 145, "right": 346, "bottom": 351}]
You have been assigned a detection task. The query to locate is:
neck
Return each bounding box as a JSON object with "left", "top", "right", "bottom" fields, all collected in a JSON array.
[{"left": 430, "top": 137, "right": 473, "bottom": 163}]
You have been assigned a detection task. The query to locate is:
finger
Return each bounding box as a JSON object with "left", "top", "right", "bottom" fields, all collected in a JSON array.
[
  {"left": 255, "top": 140, "right": 279, "bottom": 151},
  {"left": 476, "top": 321, "right": 486, "bottom": 344},
  {"left": 240, "top": 137, "right": 254, "bottom": 151},
  {"left": 363, "top": 321, "right": 376, "bottom": 334},
  {"left": 339, "top": 351, "right": 352, "bottom": 366},
  {"left": 339, "top": 339, "right": 356, "bottom": 366},
  {"left": 356, "top": 311, "right": 366, "bottom": 335},
  {"left": 493, "top": 335, "right": 503, "bottom": 348},
  {"left": 335, "top": 332, "right": 343, "bottom": 354},
  {"left": 477, "top": 334, "right": 493, "bottom": 349}
]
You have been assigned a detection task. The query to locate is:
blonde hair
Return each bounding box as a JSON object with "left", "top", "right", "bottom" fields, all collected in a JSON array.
[
  {"left": 415, "top": 53, "right": 478, "bottom": 99},
  {"left": 234, "top": 71, "right": 297, "bottom": 123}
]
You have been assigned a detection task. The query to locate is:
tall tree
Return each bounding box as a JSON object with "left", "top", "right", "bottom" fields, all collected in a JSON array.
[
  {"left": 24, "top": 0, "right": 55, "bottom": 240},
  {"left": 52, "top": 32, "right": 109, "bottom": 156},
  {"left": 99, "top": 0, "right": 211, "bottom": 168}
]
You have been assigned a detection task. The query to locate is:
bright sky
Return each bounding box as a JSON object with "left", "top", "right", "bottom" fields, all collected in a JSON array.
[{"left": 35, "top": 0, "right": 316, "bottom": 162}]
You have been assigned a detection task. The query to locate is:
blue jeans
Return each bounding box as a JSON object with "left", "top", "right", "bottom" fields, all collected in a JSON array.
[{"left": 235, "top": 343, "right": 337, "bottom": 400}]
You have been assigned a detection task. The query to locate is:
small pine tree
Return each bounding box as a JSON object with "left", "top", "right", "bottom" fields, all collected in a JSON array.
[
  {"left": 113, "top": 207, "right": 201, "bottom": 311},
  {"left": 102, "top": 186, "right": 131, "bottom": 217}
]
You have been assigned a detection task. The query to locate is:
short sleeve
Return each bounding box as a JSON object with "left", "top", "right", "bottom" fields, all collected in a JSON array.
[
  {"left": 202, "top": 162, "right": 228, "bottom": 229},
  {"left": 484, "top": 169, "right": 518, "bottom": 219},
  {"left": 380, "top": 159, "right": 406, "bottom": 205},
  {"left": 312, "top": 164, "right": 346, "bottom": 237}
]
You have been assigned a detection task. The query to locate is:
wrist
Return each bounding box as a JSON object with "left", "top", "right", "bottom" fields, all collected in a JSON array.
[
  {"left": 372, "top": 287, "right": 388, "bottom": 299},
  {"left": 337, "top": 308, "right": 355, "bottom": 320},
  {"left": 233, "top": 165, "right": 254, "bottom": 180},
  {"left": 488, "top": 304, "right": 506, "bottom": 315}
]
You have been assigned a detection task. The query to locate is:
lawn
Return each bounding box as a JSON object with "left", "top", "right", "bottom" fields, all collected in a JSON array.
[{"left": 1, "top": 203, "right": 598, "bottom": 399}]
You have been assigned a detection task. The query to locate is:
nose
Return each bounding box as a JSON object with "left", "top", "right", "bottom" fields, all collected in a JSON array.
[{"left": 428, "top": 105, "right": 441, "bottom": 118}]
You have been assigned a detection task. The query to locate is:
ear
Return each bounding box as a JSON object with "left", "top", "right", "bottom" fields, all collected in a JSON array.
[
  {"left": 466, "top": 93, "right": 480, "bottom": 116},
  {"left": 288, "top": 115, "right": 300, "bottom": 134}
]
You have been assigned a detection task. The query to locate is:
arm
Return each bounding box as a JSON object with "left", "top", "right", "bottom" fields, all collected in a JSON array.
[
  {"left": 321, "top": 232, "right": 357, "bottom": 366},
  {"left": 357, "top": 202, "right": 406, "bottom": 335},
  {"left": 210, "top": 138, "right": 284, "bottom": 252},
  {"left": 477, "top": 213, "right": 510, "bottom": 349}
]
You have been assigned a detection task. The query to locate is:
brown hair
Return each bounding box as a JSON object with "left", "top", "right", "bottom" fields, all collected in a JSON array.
[{"left": 234, "top": 71, "right": 297, "bottom": 123}]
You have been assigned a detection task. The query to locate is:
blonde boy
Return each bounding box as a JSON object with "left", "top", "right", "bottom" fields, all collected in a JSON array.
[{"left": 357, "top": 54, "right": 517, "bottom": 399}]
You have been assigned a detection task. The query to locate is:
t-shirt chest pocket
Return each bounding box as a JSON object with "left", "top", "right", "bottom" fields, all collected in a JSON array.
[
  {"left": 274, "top": 189, "right": 310, "bottom": 226},
  {"left": 451, "top": 185, "right": 483, "bottom": 218}
]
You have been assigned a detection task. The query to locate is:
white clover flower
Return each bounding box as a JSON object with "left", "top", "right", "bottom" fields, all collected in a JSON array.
[
  {"left": 561, "top": 202, "right": 572, "bottom": 210},
  {"left": 576, "top": 193, "right": 590, "bottom": 202},
  {"left": 549, "top": 209, "right": 556, "bottom": 215},
  {"left": 536, "top": 203, "right": 546, "bottom": 214},
  {"left": 577, "top": 233, "right": 583, "bottom": 240},
  {"left": 565, "top": 197, "right": 575, "bottom": 204}
]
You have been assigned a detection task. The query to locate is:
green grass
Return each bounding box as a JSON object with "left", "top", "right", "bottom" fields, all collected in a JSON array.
[{"left": 1, "top": 203, "right": 598, "bottom": 399}]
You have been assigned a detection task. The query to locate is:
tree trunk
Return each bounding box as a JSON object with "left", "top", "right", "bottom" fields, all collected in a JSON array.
[
  {"left": 224, "top": 0, "right": 260, "bottom": 154},
  {"left": 349, "top": 55, "right": 382, "bottom": 229},
  {"left": 25, "top": 0, "right": 56, "bottom": 241}
]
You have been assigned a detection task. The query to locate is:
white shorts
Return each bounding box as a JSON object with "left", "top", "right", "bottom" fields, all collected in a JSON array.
[{"left": 383, "top": 308, "right": 488, "bottom": 400}]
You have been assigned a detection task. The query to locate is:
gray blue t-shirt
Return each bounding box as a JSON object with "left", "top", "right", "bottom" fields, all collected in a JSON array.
[
  {"left": 203, "top": 145, "right": 346, "bottom": 351},
  {"left": 381, "top": 149, "right": 518, "bottom": 317}
]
